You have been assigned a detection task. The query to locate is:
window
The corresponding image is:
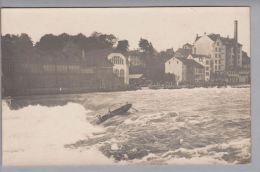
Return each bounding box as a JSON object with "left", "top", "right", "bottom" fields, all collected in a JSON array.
[
  {"left": 43, "top": 64, "right": 55, "bottom": 72},
  {"left": 115, "top": 69, "right": 119, "bottom": 76},
  {"left": 206, "top": 72, "right": 209, "bottom": 76},
  {"left": 169, "top": 61, "right": 171, "bottom": 64},
  {"left": 215, "top": 47, "right": 218, "bottom": 51},
  {"left": 215, "top": 60, "right": 218, "bottom": 64},
  {"left": 206, "top": 67, "right": 209, "bottom": 71},
  {"left": 206, "top": 60, "right": 209, "bottom": 65},
  {"left": 216, "top": 42, "right": 219, "bottom": 46},
  {"left": 177, "top": 61, "right": 179, "bottom": 64},
  {"left": 215, "top": 54, "right": 218, "bottom": 58},
  {"left": 119, "top": 69, "right": 125, "bottom": 77},
  {"left": 219, "top": 60, "right": 221, "bottom": 64},
  {"left": 57, "top": 65, "right": 67, "bottom": 73},
  {"left": 215, "top": 66, "right": 218, "bottom": 70}
]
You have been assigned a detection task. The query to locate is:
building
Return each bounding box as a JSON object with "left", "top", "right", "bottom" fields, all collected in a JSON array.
[
  {"left": 193, "top": 21, "right": 243, "bottom": 74},
  {"left": 2, "top": 45, "right": 126, "bottom": 97},
  {"left": 165, "top": 56, "right": 205, "bottom": 84},
  {"left": 174, "top": 43, "right": 193, "bottom": 58},
  {"left": 187, "top": 54, "right": 211, "bottom": 81},
  {"left": 107, "top": 52, "right": 129, "bottom": 85},
  {"left": 128, "top": 50, "right": 146, "bottom": 67}
]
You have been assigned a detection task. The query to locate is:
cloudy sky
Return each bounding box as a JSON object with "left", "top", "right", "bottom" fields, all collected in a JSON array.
[{"left": 1, "top": 7, "right": 250, "bottom": 55}]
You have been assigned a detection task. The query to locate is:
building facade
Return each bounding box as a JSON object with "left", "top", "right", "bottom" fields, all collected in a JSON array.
[
  {"left": 165, "top": 56, "right": 205, "bottom": 84},
  {"left": 187, "top": 54, "right": 211, "bottom": 81},
  {"left": 107, "top": 53, "right": 129, "bottom": 85},
  {"left": 2, "top": 47, "right": 127, "bottom": 97},
  {"left": 192, "top": 21, "right": 243, "bottom": 74}
]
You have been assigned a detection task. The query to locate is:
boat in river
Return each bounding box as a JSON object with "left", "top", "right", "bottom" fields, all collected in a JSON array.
[{"left": 96, "top": 103, "right": 132, "bottom": 124}]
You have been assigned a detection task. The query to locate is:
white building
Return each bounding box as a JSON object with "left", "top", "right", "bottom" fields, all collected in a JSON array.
[
  {"left": 165, "top": 57, "right": 186, "bottom": 83},
  {"left": 187, "top": 54, "right": 211, "bottom": 81},
  {"left": 192, "top": 21, "right": 243, "bottom": 74},
  {"left": 165, "top": 56, "right": 205, "bottom": 84},
  {"left": 107, "top": 53, "right": 129, "bottom": 85}
]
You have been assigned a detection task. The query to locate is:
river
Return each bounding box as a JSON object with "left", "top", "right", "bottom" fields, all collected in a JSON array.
[{"left": 2, "top": 87, "right": 251, "bottom": 166}]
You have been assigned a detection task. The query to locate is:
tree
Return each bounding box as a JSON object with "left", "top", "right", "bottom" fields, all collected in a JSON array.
[
  {"left": 139, "top": 38, "right": 154, "bottom": 54},
  {"left": 116, "top": 40, "right": 129, "bottom": 52},
  {"left": 35, "top": 34, "right": 63, "bottom": 52},
  {"left": 158, "top": 48, "right": 174, "bottom": 61},
  {"left": 2, "top": 33, "right": 34, "bottom": 58},
  {"left": 90, "top": 32, "right": 118, "bottom": 49}
]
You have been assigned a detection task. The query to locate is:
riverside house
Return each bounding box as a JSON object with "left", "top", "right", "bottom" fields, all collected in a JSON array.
[{"left": 165, "top": 56, "right": 205, "bottom": 85}]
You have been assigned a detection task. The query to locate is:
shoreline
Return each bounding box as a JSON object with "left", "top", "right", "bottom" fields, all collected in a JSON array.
[{"left": 2, "top": 84, "right": 251, "bottom": 101}]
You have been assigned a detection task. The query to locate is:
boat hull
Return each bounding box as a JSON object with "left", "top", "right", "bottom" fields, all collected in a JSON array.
[{"left": 97, "top": 103, "right": 132, "bottom": 124}]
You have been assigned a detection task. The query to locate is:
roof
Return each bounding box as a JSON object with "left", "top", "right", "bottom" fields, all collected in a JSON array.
[
  {"left": 175, "top": 48, "right": 192, "bottom": 58},
  {"left": 175, "top": 56, "right": 204, "bottom": 68},
  {"left": 242, "top": 51, "right": 250, "bottom": 65},
  {"left": 189, "top": 54, "right": 210, "bottom": 59},
  {"left": 183, "top": 43, "right": 192, "bottom": 48},
  {"left": 129, "top": 74, "right": 144, "bottom": 79},
  {"left": 84, "top": 48, "right": 115, "bottom": 67},
  {"left": 195, "top": 33, "right": 242, "bottom": 46}
]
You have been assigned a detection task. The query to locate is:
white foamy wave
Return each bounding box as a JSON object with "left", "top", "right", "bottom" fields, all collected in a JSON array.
[{"left": 2, "top": 101, "right": 114, "bottom": 166}]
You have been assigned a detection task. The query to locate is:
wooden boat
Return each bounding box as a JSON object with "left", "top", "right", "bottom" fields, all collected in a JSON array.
[{"left": 97, "top": 103, "right": 132, "bottom": 124}]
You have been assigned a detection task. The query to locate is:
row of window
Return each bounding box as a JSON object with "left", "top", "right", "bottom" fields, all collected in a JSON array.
[
  {"left": 215, "top": 53, "right": 222, "bottom": 58},
  {"left": 111, "top": 56, "right": 124, "bottom": 65},
  {"left": 215, "top": 60, "right": 222, "bottom": 64},
  {"left": 215, "top": 47, "right": 222, "bottom": 52},
  {"left": 214, "top": 65, "right": 222, "bottom": 71},
  {"left": 5, "top": 64, "right": 94, "bottom": 74}
]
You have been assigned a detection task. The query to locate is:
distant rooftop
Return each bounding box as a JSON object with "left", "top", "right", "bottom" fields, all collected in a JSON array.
[
  {"left": 175, "top": 56, "right": 204, "bottom": 68},
  {"left": 195, "top": 33, "right": 242, "bottom": 46}
]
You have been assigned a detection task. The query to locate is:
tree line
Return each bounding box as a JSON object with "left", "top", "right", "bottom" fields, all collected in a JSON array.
[{"left": 1, "top": 32, "right": 175, "bottom": 83}]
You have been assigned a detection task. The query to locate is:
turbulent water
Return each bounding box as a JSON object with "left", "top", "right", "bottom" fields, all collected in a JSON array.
[{"left": 2, "top": 87, "right": 251, "bottom": 166}]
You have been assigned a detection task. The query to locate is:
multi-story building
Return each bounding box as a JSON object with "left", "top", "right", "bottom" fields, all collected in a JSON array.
[
  {"left": 187, "top": 54, "right": 211, "bottom": 81},
  {"left": 192, "top": 21, "right": 243, "bottom": 74},
  {"left": 165, "top": 56, "right": 205, "bottom": 84}
]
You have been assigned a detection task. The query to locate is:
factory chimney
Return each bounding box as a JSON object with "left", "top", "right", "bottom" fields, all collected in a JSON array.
[
  {"left": 233, "top": 20, "right": 238, "bottom": 69},
  {"left": 234, "top": 20, "right": 238, "bottom": 43}
]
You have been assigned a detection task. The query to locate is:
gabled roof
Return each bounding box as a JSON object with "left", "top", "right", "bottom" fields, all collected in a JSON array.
[
  {"left": 183, "top": 43, "right": 192, "bottom": 47},
  {"left": 175, "top": 56, "right": 204, "bottom": 68},
  {"left": 175, "top": 48, "right": 192, "bottom": 58}
]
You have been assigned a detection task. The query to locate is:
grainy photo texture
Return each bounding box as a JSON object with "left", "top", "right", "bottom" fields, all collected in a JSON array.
[{"left": 1, "top": 7, "right": 251, "bottom": 166}]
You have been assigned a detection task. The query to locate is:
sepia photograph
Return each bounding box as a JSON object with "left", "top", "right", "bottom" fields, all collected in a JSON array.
[{"left": 1, "top": 7, "right": 251, "bottom": 166}]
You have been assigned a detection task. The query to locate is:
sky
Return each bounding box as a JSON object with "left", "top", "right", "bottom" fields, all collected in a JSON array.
[{"left": 1, "top": 7, "right": 250, "bottom": 55}]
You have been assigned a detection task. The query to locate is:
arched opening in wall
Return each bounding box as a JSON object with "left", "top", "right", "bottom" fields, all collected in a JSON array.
[
  {"left": 119, "top": 69, "right": 125, "bottom": 78},
  {"left": 115, "top": 69, "right": 119, "bottom": 76}
]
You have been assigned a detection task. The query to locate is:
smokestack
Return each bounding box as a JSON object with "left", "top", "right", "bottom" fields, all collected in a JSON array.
[
  {"left": 234, "top": 20, "right": 238, "bottom": 69},
  {"left": 234, "top": 20, "right": 238, "bottom": 43}
]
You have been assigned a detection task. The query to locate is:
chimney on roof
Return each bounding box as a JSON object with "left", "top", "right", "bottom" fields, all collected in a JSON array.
[
  {"left": 204, "top": 32, "right": 206, "bottom": 35},
  {"left": 234, "top": 20, "right": 238, "bottom": 43}
]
